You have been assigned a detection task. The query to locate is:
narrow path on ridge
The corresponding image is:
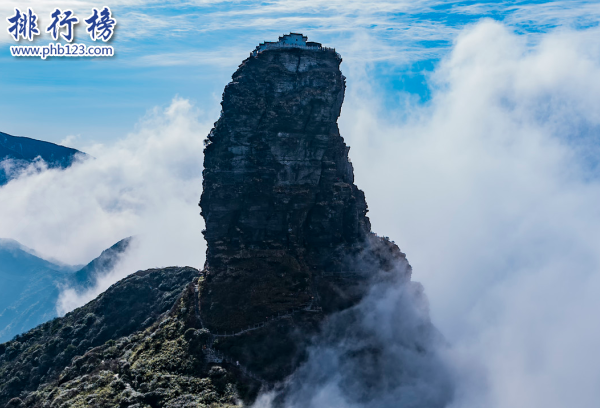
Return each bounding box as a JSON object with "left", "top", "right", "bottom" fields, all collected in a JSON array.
[{"left": 194, "top": 275, "right": 323, "bottom": 384}]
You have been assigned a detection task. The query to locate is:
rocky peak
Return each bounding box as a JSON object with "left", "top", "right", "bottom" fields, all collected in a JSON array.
[
  {"left": 0, "top": 36, "right": 438, "bottom": 407},
  {"left": 199, "top": 36, "right": 408, "bottom": 334}
]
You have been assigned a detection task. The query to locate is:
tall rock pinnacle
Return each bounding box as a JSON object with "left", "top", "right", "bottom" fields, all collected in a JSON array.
[
  {"left": 0, "top": 35, "right": 447, "bottom": 407},
  {"left": 200, "top": 34, "right": 409, "bottom": 337}
]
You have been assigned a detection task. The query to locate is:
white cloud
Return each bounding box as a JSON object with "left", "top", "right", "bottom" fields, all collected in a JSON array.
[
  {"left": 337, "top": 20, "right": 600, "bottom": 408},
  {"left": 123, "top": 1, "right": 600, "bottom": 66},
  {"left": 255, "top": 272, "right": 454, "bottom": 408},
  {"left": 0, "top": 97, "right": 211, "bottom": 311}
]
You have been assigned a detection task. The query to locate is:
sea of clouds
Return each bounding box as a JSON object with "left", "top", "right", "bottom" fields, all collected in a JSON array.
[
  {"left": 339, "top": 21, "right": 600, "bottom": 408},
  {"left": 1, "top": 18, "right": 600, "bottom": 408}
]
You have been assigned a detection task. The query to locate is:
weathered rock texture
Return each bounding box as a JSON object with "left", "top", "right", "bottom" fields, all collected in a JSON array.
[{"left": 200, "top": 46, "right": 409, "bottom": 336}]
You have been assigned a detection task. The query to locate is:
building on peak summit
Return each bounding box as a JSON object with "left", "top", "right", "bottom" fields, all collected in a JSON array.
[{"left": 251, "top": 33, "right": 335, "bottom": 57}]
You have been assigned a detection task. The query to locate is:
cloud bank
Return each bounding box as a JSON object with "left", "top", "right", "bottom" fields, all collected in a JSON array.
[
  {"left": 336, "top": 20, "right": 600, "bottom": 408},
  {"left": 0, "top": 97, "right": 211, "bottom": 313},
  {"left": 255, "top": 261, "right": 454, "bottom": 408}
]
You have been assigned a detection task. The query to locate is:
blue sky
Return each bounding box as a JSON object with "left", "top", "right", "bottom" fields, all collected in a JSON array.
[
  {"left": 1, "top": 0, "right": 598, "bottom": 146},
  {"left": 2, "top": 3, "right": 600, "bottom": 406}
]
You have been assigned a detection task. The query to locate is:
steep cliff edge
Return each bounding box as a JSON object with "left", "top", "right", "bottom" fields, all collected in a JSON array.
[
  {"left": 199, "top": 37, "right": 411, "bottom": 382},
  {"left": 200, "top": 43, "right": 409, "bottom": 331}
]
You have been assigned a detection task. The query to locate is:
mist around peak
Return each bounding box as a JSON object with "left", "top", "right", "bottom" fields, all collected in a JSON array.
[
  {"left": 255, "top": 242, "right": 453, "bottom": 408},
  {"left": 0, "top": 18, "right": 599, "bottom": 408}
]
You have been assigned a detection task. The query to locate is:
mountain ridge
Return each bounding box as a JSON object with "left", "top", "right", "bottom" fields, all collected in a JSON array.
[
  {"left": 0, "top": 132, "right": 85, "bottom": 186},
  {"left": 0, "top": 240, "right": 75, "bottom": 343},
  {"left": 0, "top": 267, "right": 203, "bottom": 407},
  {"left": 70, "top": 237, "right": 133, "bottom": 291}
]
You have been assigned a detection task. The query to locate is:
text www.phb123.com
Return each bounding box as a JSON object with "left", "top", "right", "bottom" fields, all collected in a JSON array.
[{"left": 11, "top": 43, "right": 114, "bottom": 59}]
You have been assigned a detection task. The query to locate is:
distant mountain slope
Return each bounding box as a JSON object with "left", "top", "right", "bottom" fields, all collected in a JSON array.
[
  {"left": 0, "top": 238, "right": 132, "bottom": 343},
  {"left": 0, "top": 132, "right": 85, "bottom": 186},
  {"left": 70, "top": 237, "right": 133, "bottom": 291},
  {"left": 0, "top": 240, "right": 76, "bottom": 344}
]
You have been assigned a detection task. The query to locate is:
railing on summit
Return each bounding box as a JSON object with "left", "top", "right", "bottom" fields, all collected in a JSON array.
[{"left": 251, "top": 42, "right": 339, "bottom": 58}]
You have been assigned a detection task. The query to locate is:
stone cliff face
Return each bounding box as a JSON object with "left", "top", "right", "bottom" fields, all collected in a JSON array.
[{"left": 200, "top": 42, "right": 410, "bottom": 352}]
